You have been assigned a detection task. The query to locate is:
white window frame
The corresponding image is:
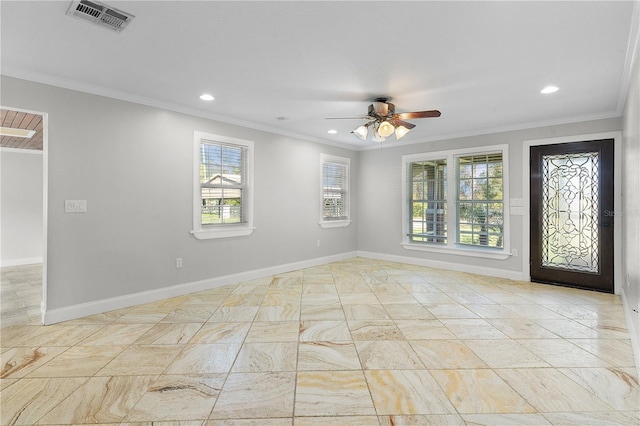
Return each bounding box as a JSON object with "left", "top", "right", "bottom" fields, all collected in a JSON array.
[
  {"left": 401, "top": 144, "right": 511, "bottom": 260},
  {"left": 191, "top": 131, "right": 255, "bottom": 240},
  {"left": 319, "top": 154, "right": 351, "bottom": 228}
]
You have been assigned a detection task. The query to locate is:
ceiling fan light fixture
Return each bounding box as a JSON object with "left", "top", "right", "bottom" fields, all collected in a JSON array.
[
  {"left": 378, "top": 120, "right": 395, "bottom": 138},
  {"left": 395, "top": 125, "right": 410, "bottom": 140},
  {"left": 333, "top": 98, "right": 440, "bottom": 142},
  {"left": 353, "top": 125, "right": 369, "bottom": 140},
  {"left": 371, "top": 126, "right": 385, "bottom": 142}
]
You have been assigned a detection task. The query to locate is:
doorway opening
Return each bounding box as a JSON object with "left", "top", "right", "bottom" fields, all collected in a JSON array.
[{"left": 0, "top": 106, "right": 48, "bottom": 325}]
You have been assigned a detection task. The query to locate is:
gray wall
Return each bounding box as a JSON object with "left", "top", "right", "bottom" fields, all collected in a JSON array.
[
  {"left": 0, "top": 74, "right": 632, "bottom": 330},
  {"left": 357, "top": 118, "right": 622, "bottom": 274},
  {"left": 622, "top": 39, "right": 640, "bottom": 369},
  {"left": 0, "top": 76, "right": 358, "bottom": 310},
  {"left": 0, "top": 149, "right": 43, "bottom": 266}
]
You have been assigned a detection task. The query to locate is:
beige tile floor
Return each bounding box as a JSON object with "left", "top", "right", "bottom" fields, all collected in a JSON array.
[{"left": 1, "top": 258, "right": 639, "bottom": 425}]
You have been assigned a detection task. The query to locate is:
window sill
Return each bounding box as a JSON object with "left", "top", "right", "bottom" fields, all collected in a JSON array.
[
  {"left": 319, "top": 220, "right": 351, "bottom": 229},
  {"left": 191, "top": 226, "right": 256, "bottom": 240},
  {"left": 401, "top": 242, "right": 511, "bottom": 260}
]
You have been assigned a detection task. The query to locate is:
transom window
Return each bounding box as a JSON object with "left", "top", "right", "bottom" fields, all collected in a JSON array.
[{"left": 402, "top": 145, "right": 509, "bottom": 259}]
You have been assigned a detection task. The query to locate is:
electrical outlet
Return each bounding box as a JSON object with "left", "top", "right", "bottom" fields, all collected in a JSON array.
[
  {"left": 176, "top": 258, "right": 183, "bottom": 268},
  {"left": 511, "top": 249, "right": 518, "bottom": 257}
]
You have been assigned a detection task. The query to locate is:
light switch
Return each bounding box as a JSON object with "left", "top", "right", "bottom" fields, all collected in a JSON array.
[
  {"left": 65, "top": 200, "right": 87, "bottom": 213},
  {"left": 510, "top": 206, "right": 524, "bottom": 216},
  {"left": 510, "top": 198, "right": 524, "bottom": 207}
]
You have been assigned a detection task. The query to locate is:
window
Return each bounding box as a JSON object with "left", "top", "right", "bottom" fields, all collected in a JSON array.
[
  {"left": 402, "top": 145, "right": 509, "bottom": 259},
  {"left": 457, "top": 153, "right": 504, "bottom": 248},
  {"left": 408, "top": 159, "right": 448, "bottom": 244},
  {"left": 192, "top": 131, "right": 254, "bottom": 239},
  {"left": 320, "top": 154, "right": 350, "bottom": 228}
]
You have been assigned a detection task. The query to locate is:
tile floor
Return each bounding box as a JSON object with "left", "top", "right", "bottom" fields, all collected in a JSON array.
[{"left": 1, "top": 258, "right": 638, "bottom": 425}]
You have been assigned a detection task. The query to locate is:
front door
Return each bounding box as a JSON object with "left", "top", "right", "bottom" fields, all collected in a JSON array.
[{"left": 530, "top": 139, "right": 614, "bottom": 293}]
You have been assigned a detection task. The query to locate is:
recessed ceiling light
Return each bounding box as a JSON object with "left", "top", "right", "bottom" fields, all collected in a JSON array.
[
  {"left": 327, "top": 129, "right": 337, "bottom": 134},
  {"left": 540, "top": 86, "right": 559, "bottom": 94},
  {"left": 199, "top": 94, "right": 214, "bottom": 101}
]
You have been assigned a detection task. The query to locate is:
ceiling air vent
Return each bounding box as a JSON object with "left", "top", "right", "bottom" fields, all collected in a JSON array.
[{"left": 67, "top": 0, "right": 134, "bottom": 32}]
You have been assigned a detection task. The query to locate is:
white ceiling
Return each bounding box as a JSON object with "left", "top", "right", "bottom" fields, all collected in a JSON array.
[{"left": 1, "top": 1, "right": 638, "bottom": 149}]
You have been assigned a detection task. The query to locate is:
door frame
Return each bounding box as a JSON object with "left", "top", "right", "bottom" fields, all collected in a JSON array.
[
  {"left": 1, "top": 105, "right": 49, "bottom": 324},
  {"left": 523, "top": 131, "right": 622, "bottom": 294}
]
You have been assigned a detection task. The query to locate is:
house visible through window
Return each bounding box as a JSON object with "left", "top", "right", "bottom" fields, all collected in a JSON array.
[
  {"left": 320, "top": 154, "right": 350, "bottom": 228},
  {"left": 200, "top": 143, "right": 245, "bottom": 225},
  {"left": 192, "top": 131, "right": 254, "bottom": 239},
  {"left": 402, "top": 145, "right": 509, "bottom": 259}
]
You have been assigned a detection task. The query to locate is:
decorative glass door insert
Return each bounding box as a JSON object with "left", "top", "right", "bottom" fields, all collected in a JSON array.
[{"left": 541, "top": 152, "right": 599, "bottom": 273}]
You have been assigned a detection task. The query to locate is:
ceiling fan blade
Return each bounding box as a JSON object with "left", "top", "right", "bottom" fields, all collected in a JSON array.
[
  {"left": 395, "top": 110, "right": 441, "bottom": 119},
  {"left": 325, "top": 116, "right": 373, "bottom": 120},
  {"left": 391, "top": 119, "right": 416, "bottom": 129}
]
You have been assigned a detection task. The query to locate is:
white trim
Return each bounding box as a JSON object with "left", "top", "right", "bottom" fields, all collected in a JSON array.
[
  {"left": 358, "top": 250, "right": 525, "bottom": 282},
  {"left": 319, "top": 220, "right": 351, "bottom": 229},
  {"left": 359, "top": 111, "right": 621, "bottom": 151},
  {"left": 0, "top": 147, "right": 43, "bottom": 155},
  {"left": 618, "top": 0, "right": 640, "bottom": 113},
  {"left": 0, "top": 257, "right": 43, "bottom": 267},
  {"left": 1, "top": 68, "right": 349, "bottom": 149},
  {"left": 400, "top": 243, "right": 510, "bottom": 260},
  {"left": 4, "top": 69, "right": 626, "bottom": 154},
  {"left": 401, "top": 144, "right": 511, "bottom": 259},
  {"left": 522, "top": 131, "right": 623, "bottom": 294},
  {"left": 42, "top": 112, "right": 49, "bottom": 325},
  {"left": 192, "top": 131, "right": 255, "bottom": 240},
  {"left": 621, "top": 290, "right": 640, "bottom": 378},
  {"left": 43, "top": 251, "right": 358, "bottom": 324},
  {"left": 191, "top": 227, "right": 256, "bottom": 240}
]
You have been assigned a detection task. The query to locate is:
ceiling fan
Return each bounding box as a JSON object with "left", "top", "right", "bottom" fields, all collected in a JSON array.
[{"left": 327, "top": 97, "right": 441, "bottom": 142}]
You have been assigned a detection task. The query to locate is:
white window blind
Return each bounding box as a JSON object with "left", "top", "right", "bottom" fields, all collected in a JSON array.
[
  {"left": 200, "top": 141, "right": 247, "bottom": 225},
  {"left": 321, "top": 154, "right": 350, "bottom": 227}
]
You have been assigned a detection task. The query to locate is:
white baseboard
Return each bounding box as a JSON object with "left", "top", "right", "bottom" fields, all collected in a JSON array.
[
  {"left": 43, "top": 251, "right": 358, "bottom": 325},
  {"left": 357, "top": 250, "right": 527, "bottom": 282},
  {"left": 43, "top": 250, "right": 528, "bottom": 325},
  {"left": 0, "top": 257, "right": 43, "bottom": 267},
  {"left": 620, "top": 290, "right": 640, "bottom": 377}
]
